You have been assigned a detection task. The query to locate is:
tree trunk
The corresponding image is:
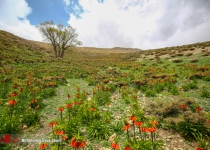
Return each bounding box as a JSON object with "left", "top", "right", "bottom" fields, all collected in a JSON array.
[
  {"left": 53, "top": 45, "right": 57, "bottom": 58},
  {"left": 61, "top": 49, "right": 65, "bottom": 58}
]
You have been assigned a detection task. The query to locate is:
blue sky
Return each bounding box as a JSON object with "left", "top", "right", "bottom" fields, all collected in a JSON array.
[{"left": 0, "top": 0, "right": 210, "bottom": 49}]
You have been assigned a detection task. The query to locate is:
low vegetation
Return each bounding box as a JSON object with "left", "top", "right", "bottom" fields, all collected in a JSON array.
[{"left": 0, "top": 30, "right": 210, "bottom": 149}]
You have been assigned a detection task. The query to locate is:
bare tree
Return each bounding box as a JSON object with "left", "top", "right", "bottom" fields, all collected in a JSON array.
[{"left": 38, "top": 21, "right": 82, "bottom": 58}]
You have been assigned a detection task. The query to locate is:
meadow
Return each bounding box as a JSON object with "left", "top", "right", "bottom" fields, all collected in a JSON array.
[{"left": 0, "top": 30, "right": 210, "bottom": 150}]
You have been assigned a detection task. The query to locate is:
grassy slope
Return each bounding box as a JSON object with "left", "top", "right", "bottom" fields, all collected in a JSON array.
[{"left": 0, "top": 30, "right": 210, "bottom": 149}]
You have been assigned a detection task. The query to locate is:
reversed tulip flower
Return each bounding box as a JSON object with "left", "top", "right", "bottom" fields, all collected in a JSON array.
[
  {"left": 58, "top": 107, "right": 64, "bottom": 121},
  {"left": 67, "top": 94, "right": 71, "bottom": 99},
  {"left": 123, "top": 123, "right": 130, "bottom": 139},
  {"left": 8, "top": 100, "right": 17, "bottom": 106},
  {"left": 66, "top": 104, "right": 72, "bottom": 121},
  {"left": 129, "top": 115, "right": 137, "bottom": 139},
  {"left": 124, "top": 146, "right": 132, "bottom": 150},
  {"left": 196, "top": 107, "right": 201, "bottom": 112},
  {"left": 39, "top": 143, "right": 48, "bottom": 149},
  {"left": 111, "top": 143, "right": 119, "bottom": 149},
  {"left": 180, "top": 104, "right": 187, "bottom": 109},
  {"left": 134, "top": 121, "right": 143, "bottom": 140},
  {"left": 70, "top": 137, "right": 86, "bottom": 149}
]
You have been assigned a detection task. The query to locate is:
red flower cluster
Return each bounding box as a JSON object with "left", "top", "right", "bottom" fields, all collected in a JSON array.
[
  {"left": 90, "top": 107, "right": 94, "bottom": 112},
  {"left": 9, "top": 92, "right": 18, "bottom": 97},
  {"left": 196, "top": 148, "right": 208, "bottom": 150},
  {"left": 207, "top": 119, "right": 210, "bottom": 124},
  {"left": 196, "top": 107, "right": 201, "bottom": 112},
  {"left": 129, "top": 115, "right": 137, "bottom": 121},
  {"left": 62, "top": 135, "right": 68, "bottom": 140},
  {"left": 152, "top": 120, "right": 158, "bottom": 126},
  {"left": 180, "top": 104, "right": 187, "bottom": 109},
  {"left": 134, "top": 121, "right": 143, "bottom": 127},
  {"left": 73, "top": 101, "right": 78, "bottom": 106},
  {"left": 32, "top": 99, "right": 37, "bottom": 104},
  {"left": 141, "top": 127, "right": 157, "bottom": 133},
  {"left": 76, "top": 94, "right": 80, "bottom": 98},
  {"left": 49, "top": 121, "right": 57, "bottom": 127},
  {"left": 133, "top": 95, "right": 137, "bottom": 100},
  {"left": 111, "top": 143, "right": 119, "bottom": 149},
  {"left": 124, "top": 146, "right": 132, "bottom": 150},
  {"left": 70, "top": 137, "right": 86, "bottom": 149},
  {"left": 19, "top": 88, "right": 24, "bottom": 92},
  {"left": 58, "top": 107, "right": 64, "bottom": 112},
  {"left": 66, "top": 104, "right": 72, "bottom": 109},
  {"left": 123, "top": 123, "right": 130, "bottom": 130},
  {"left": 54, "top": 130, "right": 65, "bottom": 135},
  {"left": 8, "top": 100, "right": 17, "bottom": 106},
  {"left": 40, "top": 143, "right": 47, "bottom": 149},
  {"left": 67, "top": 94, "right": 71, "bottom": 99},
  {"left": 13, "top": 84, "right": 18, "bottom": 88}
]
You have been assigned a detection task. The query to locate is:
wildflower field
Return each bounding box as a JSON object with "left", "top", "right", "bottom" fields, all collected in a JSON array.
[{"left": 0, "top": 30, "right": 210, "bottom": 150}]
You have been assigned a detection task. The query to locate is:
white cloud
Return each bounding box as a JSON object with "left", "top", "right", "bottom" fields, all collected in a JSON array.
[
  {"left": 0, "top": 0, "right": 42, "bottom": 41},
  {"left": 68, "top": 0, "right": 210, "bottom": 49},
  {"left": 63, "top": 0, "right": 70, "bottom": 6}
]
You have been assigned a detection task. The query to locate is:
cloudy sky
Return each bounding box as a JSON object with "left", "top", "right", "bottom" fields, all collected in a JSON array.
[{"left": 0, "top": 0, "right": 210, "bottom": 50}]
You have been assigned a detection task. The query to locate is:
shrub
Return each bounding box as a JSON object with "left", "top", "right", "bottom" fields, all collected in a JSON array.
[
  {"left": 145, "top": 89, "right": 156, "bottom": 97},
  {"left": 22, "top": 111, "right": 40, "bottom": 126},
  {"left": 185, "top": 53, "right": 193, "bottom": 56},
  {"left": 169, "top": 85, "right": 179, "bottom": 95},
  {"left": 172, "top": 59, "right": 183, "bottom": 63},
  {"left": 182, "top": 81, "right": 198, "bottom": 91},
  {"left": 190, "top": 58, "right": 198, "bottom": 63},
  {"left": 172, "top": 120, "right": 210, "bottom": 141},
  {"left": 87, "top": 120, "right": 110, "bottom": 140},
  {"left": 93, "top": 89, "right": 111, "bottom": 106},
  {"left": 202, "top": 75, "right": 210, "bottom": 81},
  {"left": 200, "top": 87, "right": 210, "bottom": 98}
]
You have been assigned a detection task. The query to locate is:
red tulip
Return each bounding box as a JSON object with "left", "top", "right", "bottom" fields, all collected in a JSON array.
[
  {"left": 196, "top": 107, "right": 201, "bottom": 112},
  {"left": 67, "top": 94, "right": 71, "bottom": 99},
  {"left": 58, "top": 107, "right": 64, "bottom": 112},
  {"left": 39, "top": 143, "right": 47, "bottom": 149},
  {"left": 134, "top": 121, "right": 143, "bottom": 127},
  {"left": 111, "top": 143, "right": 119, "bottom": 149},
  {"left": 124, "top": 146, "right": 132, "bottom": 150},
  {"left": 180, "top": 104, "right": 187, "bottom": 109},
  {"left": 123, "top": 123, "right": 130, "bottom": 130},
  {"left": 129, "top": 115, "right": 137, "bottom": 121},
  {"left": 66, "top": 104, "right": 72, "bottom": 109},
  {"left": 8, "top": 100, "right": 17, "bottom": 106}
]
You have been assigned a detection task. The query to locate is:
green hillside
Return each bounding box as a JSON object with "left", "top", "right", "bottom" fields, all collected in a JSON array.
[{"left": 0, "top": 30, "right": 210, "bottom": 150}]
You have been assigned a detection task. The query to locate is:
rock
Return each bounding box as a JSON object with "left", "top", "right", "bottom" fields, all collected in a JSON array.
[
  {"left": 108, "top": 133, "right": 116, "bottom": 143},
  {"left": 22, "top": 124, "right": 27, "bottom": 129}
]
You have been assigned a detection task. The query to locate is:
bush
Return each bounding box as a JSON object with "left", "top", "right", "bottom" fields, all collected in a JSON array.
[
  {"left": 145, "top": 89, "right": 156, "bottom": 97},
  {"left": 172, "top": 59, "right": 183, "bottom": 63},
  {"left": 182, "top": 82, "right": 198, "bottom": 91},
  {"left": 87, "top": 120, "right": 110, "bottom": 140},
  {"left": 202, "top": 76, "right": 210, "bottom": 81},
  {"left": 93, "top": 90, "right": 111, "bottom": 106},
  {"left": 169, "top": 85, "right": 179, "bottom": 95},
  {"left": 200, "top": 87, "right": 210, "bottom": 98},
  {"left": 41, "top": 88, "right": 56, "bottom": 99},
  {"left": 22, "top": 111, "right": 40, "bottom": 126},
  {"left": 172, "top": 120, "right": 210, "bottom": 141}
]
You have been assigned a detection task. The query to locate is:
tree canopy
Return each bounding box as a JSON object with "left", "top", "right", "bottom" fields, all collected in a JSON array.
[{"left": 38, "top": 21, "right": 82, "bottom": 58}]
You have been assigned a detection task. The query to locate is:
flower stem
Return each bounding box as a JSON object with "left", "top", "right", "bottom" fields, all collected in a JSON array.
[
  {"left": 127, "top": 129, "right": 130, "bottom": 139},
  {"left": 139, "top": 127, "right": 142, "bottom": 140},
  {"left": 60, "top": 111, "right": 62, "bottom": 121},
  {"left": 133, "top": 121, "right": 135, "bottom": 139},
  {"left": 151, "top": 132, "right": 154, "bottom": 150}
]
